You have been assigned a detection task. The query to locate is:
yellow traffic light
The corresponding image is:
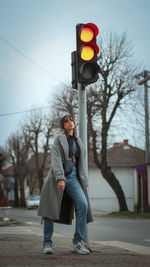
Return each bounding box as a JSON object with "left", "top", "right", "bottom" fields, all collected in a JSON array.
[{"left": 81, "top": 46, "right": 94, "bottom": 61}]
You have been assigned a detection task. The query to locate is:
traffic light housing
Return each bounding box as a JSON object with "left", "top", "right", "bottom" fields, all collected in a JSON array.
[
  {"left": 71, "top": 51, "right": 77, "bottom": 89},
  {"left": 76, "top": 23, "right": 99, "bottom": 85}
]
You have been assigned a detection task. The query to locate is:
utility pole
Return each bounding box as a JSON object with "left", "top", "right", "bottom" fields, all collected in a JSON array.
[
  {"left": 138, "top": 70, "right": 150, "bottom": 164},
  {"left": 144, "top": 70, "right": 150, "bottom": 164},
  {"left": 138, "top": 70, "right": 150, "bottom": 210}
]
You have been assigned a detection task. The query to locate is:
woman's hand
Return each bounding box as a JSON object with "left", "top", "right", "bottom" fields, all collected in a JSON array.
[{"left": 57, "top": 179, "right": 65, "bottom": 191}]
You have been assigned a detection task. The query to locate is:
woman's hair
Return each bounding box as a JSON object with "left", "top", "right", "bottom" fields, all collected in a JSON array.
[{"left": 60, "top": 115, "right": 77, "bottom": 139}]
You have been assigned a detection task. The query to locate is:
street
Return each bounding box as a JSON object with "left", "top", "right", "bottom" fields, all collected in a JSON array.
[{"left": 8, "top": 208, "right": 150, "bottom": 248}]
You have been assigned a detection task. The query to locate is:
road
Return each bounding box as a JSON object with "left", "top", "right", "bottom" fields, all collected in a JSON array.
[{"left": 7, "top": 208, "right": 150, "bottom": 249}]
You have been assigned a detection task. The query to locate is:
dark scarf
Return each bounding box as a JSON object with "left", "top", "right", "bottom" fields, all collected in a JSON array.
[{"left": 67, "top": 135, "right": 80, "bottom": 159}]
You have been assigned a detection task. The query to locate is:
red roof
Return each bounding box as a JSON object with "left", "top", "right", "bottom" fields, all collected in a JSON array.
[
  {"left": 88, "top": 140, "right": 145, "bottom": 167},
  {"left": 107, "top": 141, "right": 145, "bottom": 167},
  {"left": 2, "top": 165, "right": 14, "bottom": 176}
]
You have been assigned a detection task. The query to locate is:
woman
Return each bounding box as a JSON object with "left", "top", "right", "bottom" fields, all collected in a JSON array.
[{"left": 38, "top": 115, "right": 93, "bottom": 255}]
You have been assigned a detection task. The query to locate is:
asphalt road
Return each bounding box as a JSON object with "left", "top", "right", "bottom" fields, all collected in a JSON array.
[{"left": 8, "top": 208, "right": 150, "bottom": 248}]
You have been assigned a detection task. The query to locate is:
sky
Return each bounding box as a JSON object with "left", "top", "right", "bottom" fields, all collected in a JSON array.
[{"left": 0, "top": 0, "right": 150, "bottom": 147}]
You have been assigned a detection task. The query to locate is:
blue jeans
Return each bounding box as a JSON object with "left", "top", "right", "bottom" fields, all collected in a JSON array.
[{"left": 43, "top": 165, "right": 88, "bottom": 246}]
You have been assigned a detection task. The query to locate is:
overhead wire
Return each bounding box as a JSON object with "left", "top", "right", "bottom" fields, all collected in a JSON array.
[
  {"left": 0, "top": 34, "right": 66, "bottom": 117},
  {"left": 0, "top": 106, "right": 50, "bottom": 117},
  {"left": 0, "top": 35, "right": 61, "bottom": 82}
]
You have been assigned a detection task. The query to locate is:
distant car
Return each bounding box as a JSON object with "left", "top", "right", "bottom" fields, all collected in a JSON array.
[{"left": 26, "top": 195, "right": 40, "bottom": 209}]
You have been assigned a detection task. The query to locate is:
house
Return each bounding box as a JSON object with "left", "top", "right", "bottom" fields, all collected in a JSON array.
[
  {"left": 26, "top": 153, "right": 51, "bottom": 197},
  {"left": 1, "top": 165, "right": 15, "bottom": 203},
  {"left": 1, "top": 154, "right": 51, "bottom": 203},
  {"left": 88, "top": 139, "right": 149, "bottom": 212}
]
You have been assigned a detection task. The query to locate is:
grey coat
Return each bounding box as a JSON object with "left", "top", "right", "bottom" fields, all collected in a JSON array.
[{"left": 38, "top": 133, "right": 93, "bottom": 225}]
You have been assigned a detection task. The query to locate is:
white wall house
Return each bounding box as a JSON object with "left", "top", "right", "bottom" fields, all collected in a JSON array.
[{"left": 88, "top": 140, "right": 147, "bottom": 212}]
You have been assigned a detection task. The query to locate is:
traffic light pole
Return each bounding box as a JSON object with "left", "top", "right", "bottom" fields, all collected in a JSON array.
[
  {"left": 78, "top": 82, "right": 89, "bottom": 246},
  {"left": 73, "top": 22, "right": 99, "bottom": 247},
  {"left": 78, "top": 83, "right": 88, "bottom": 169}
]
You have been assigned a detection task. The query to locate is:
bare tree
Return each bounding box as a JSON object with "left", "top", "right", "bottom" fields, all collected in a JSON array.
[
  {"left": 49, "top": 33, "right": 142, "bottom": 211},
  {"left": 0, "top": 147, "right": 9, "bottom": 201},
  {"left": 23, "top": 110, "right": 54, "bottom": 192},
  {"left": 87, "top": 32, "right": 140, "bottom": 211},
  {"left": 50, "top": 83, "right": 78, "bottom": 128},
  {"left": 0, "top": 146, "right": 9, "bottom": 172},
  {"left": 6, "top": 131, "right": 30, "bottom": 207},
  {"left": 127, "top": 81, "right": 149, "bottom": 149}
]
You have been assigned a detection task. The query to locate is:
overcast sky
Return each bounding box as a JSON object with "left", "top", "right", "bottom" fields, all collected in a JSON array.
[{"left": 0, "top": 0, "right": 150, "bottom": 146}]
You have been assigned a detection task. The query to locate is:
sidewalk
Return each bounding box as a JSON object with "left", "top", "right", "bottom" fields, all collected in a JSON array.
[{"left": 0, "top": 222, "right": 150, "bottom": 267}]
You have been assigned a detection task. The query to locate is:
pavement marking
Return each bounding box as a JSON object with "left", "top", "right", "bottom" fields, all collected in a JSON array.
[
  {"left": 0, "top": 225, "right": 65, "bottom": 238},
  {"left": 92, "top": 240, "right": 150, "bottom": 255},
  {"left": 25, "top": 221, "right": 41, "bottom": 226},
  {"left": 0, "top": 226, "right": 38, "bottom": 235}
]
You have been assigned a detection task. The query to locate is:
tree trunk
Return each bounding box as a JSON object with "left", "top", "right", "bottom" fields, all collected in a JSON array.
[
  {"left": 14, "top": 178, "right": 19, "bottom": 207},
  {"left": 39, "top": 171, "right": 44, "bottom": 192},
  {"left": 19, "top": 178, "right": 26, "bottom": 207},
  {"left": 101, "top": 126, "right": 128, "bottom": 211},
  {"left": 101, "top": 165, "right": 128, "bottom": 211}
]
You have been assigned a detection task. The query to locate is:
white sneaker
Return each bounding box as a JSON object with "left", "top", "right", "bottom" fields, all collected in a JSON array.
[
  {"left": 73, "top": 240, "right": 90, "bottom": 255},
  {"left": 43, "top": 244, "right": 53, "bottom": 254}
]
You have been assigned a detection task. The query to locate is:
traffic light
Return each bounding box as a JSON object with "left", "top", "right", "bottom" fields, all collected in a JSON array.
[{"left": 76, "top": 23, "right": 99, "bottom": 85}]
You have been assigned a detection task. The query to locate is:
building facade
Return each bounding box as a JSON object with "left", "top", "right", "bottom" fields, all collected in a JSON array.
[{"left": 88, "top": 140, "right": 148, "bottom": 212}]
